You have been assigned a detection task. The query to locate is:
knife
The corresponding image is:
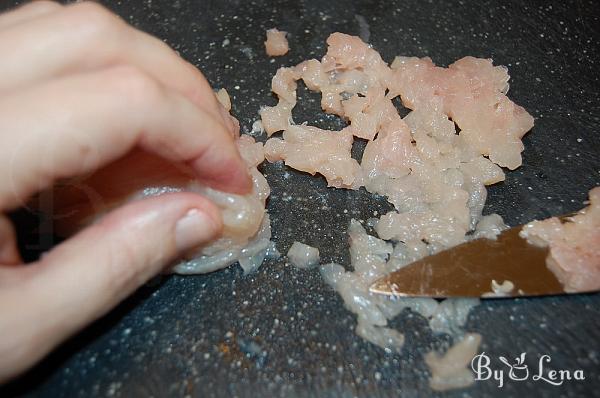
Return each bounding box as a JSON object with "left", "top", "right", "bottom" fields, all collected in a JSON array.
[{"left": 369, "top": 217, "right": 577, "bottom": 298}]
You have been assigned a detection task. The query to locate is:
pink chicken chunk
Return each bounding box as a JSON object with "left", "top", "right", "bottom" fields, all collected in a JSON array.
[{"left": 520, "top": 187, "right": 600, "bottom": 292}]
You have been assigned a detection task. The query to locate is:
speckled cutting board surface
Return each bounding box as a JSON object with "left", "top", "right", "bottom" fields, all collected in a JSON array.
[{"left": 2, "top": 0, "right": 599, "bottom": 397}]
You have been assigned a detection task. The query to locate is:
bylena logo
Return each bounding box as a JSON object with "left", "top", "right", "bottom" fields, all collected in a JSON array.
[
  {"left": 498, "top": 352, "right": 529, "bottom": 381},
  {"left": 471, "top": 352, "right": 585, "bottom": 388}
]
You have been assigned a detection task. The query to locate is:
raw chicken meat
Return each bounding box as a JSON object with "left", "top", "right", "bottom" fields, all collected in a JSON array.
[
  {"left": 257, "top": 31, "right": 535, "bottom": 391},
  {"left": 388, "top": 55, "right": 533, "bottom": 169},
  {"left": 259, "top": 67, "right": 301, "bottom": 136},
  {"left": 520, "top": 187, "right": 600, "bottom": 292},
  {"left": 322, "top": 32, "right": 391, "bottom": 86},
  {"left": 264, "top": 125, "right": 362, "bottom": 189},
  {"left": 287, "top": 241, "right": 320, "bottom": 269},
  {"left": 264, "top": 28, "right": 289, "bottom": 56},
  {"left": 171, "top": 136, "right": 276, "bottom": 274},
  {"left": 482, "top": 279, "right": 515, "bottom": 297},
  {"left": 319, "top": 220, "right": 480, "bottom": 353},
  {"left": 259, "top": 100, "right": 294, "bottom": 136},
  {"left": 425, "top": 333, "right": 482, "bottom": 391}
]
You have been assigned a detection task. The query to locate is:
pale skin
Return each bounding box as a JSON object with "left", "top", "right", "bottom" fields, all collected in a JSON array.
[{"left": 0, "top": 1, "right": 252, "bottom": 382}]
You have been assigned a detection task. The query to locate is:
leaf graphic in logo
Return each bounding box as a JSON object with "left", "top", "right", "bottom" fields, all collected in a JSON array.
[
  {"left": 511, "top": 353, "right": 529, "bottom": 381},
  {"left": 499, "top": 353, "right": 529, "bottom": 381}
]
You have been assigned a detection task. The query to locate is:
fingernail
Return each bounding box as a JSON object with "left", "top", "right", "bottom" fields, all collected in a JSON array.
[
  {"left": 175, "top": 209, "right": 219, "bottom": 252},
  {"left": 217, "top": 103, "right": 236, "bottom": 136}
]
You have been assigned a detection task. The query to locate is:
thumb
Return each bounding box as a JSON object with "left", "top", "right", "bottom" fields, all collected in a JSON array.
[{"left": 0, "top": 192, "right": 221, "bottom": 382}]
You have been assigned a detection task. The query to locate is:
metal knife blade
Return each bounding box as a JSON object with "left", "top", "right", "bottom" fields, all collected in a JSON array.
[{"left": 369, "top": 222, "right": 570, "bottom": 298}]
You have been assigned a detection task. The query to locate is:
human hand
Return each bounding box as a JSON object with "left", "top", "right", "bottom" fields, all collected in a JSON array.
[{"left": 0, "top": 1, "right": 251, "bottom": 382}]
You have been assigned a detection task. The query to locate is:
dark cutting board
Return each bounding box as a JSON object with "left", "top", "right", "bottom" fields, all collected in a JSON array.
[{"left": 1, "top": 0, "right": 599, "bottom": 397}]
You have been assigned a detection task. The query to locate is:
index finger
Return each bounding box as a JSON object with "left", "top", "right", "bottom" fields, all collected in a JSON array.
[
  {"left": 0, "top": 1, "right": 62, "bottom": 31},
  {"left": 0, "top": 66, "right": 251, "bottom": 211},
  {"left": 0, "top": 2, "right": 236, "bottom": 134}
]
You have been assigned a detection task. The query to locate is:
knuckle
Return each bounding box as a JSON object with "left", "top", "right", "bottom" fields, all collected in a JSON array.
[
  {"left": 22, "top": 0, "right": 61, "bottom": 13},
  {"left": 104, "top": 66, "right": 164, "bottom": 107},
  {"left": 66, "top": 2, "right": 124, "bottom": 37}
]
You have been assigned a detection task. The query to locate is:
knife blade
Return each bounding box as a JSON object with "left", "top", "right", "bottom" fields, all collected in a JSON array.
[{"left": 369, "top": 219, "right": 574, "bottom": 298}]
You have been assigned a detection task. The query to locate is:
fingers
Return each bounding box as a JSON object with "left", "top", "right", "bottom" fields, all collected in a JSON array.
[
  {"left": 0, "top": 66, "right": 251, "bottom": 211},
  {"left": 0, "top": 215, "right": 20, "bottom": 265},
  {"left": 0, "top": 1, "right": 62, "bottom": 31},
  {"left": 0, "top": 1, "right": 235, "bottom": 134},
  {"left": 0, "top": 192, "right": 222, "bottom": 383}
]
